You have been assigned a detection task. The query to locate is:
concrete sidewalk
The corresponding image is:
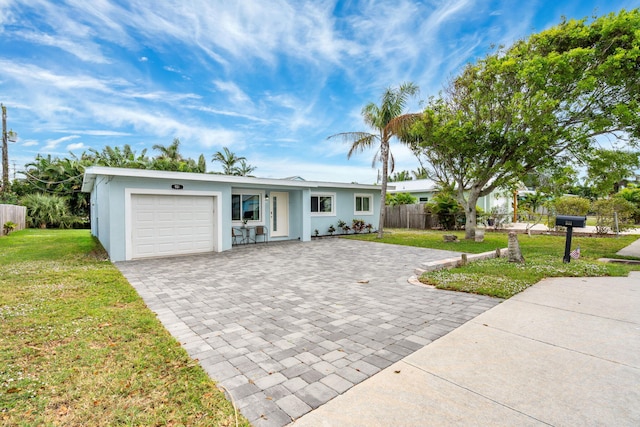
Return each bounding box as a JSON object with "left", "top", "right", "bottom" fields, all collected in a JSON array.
[{"left": 292, "top": 273, "right": 640, "bottom": 426}]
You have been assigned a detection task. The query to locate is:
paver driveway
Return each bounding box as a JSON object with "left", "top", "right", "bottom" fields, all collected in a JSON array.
[{"left": 116, "top": 238, "right": 501, "bottom": 427}]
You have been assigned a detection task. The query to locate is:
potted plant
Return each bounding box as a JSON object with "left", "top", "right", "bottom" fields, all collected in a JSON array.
[{"left": 328, "top": 224, "right": 335, "bottom": 235}]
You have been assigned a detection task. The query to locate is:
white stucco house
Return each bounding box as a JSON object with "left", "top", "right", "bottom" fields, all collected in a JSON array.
[{"left": 81, "top": 166, "right": 383, "bottom": 261}]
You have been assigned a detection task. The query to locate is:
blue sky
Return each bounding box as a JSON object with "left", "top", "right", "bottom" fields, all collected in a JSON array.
[{"left": 0, "top": 0, "right": 636, "bottom": 183}]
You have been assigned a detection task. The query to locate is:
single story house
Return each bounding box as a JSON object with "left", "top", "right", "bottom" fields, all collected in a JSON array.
[{"left": 81, "top": 166, "right": 383, "bottom": 261}]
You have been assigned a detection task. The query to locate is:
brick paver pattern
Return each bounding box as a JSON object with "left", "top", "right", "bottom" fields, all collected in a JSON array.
[{"left": 117, "top": 238, "right": 501, "bottom": 427}]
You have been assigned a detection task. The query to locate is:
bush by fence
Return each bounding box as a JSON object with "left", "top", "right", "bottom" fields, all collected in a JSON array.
[{"left": 1, "top": 204, "right": 26, "bottom": 235}]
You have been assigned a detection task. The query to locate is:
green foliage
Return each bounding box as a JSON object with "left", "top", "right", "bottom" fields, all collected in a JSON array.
[
  {"left": 88, "top": 144, "right": 149, "bottom": 169},
  {"left": 3, "top": 221, "right": 17, "bottom": 235},
  {"left": 22, "top": 153, "right": 89, "bottom": 218},
  {"left": 552, "top": 196, "right": 591, "bottom": 216},
  {"left": 408, "top": 9, "right": 640, "bottom": 239},
  {"left": 211, "top": 147, "right": 256, "bottom": 175},
  {"left": 592, "top": 197, "right": 636, "bottom": 234},
  {"left": 20, "top": 193, "right": 76, "bottom": 229},
  {"left": 586, "top": 149, "right": 640, "bottom": 197},
  {"left": 388, "top": 170, "right": 412, "bottom": 182},
  {"left": 618, "top": 185, "right": 640, "bottom": 222},
  {"left": 386, "top": 192, "right": 417, "bottom": 206},
  {"left": 426, "top": 192, "right": 463, "bottom": 230},
  {"left": 548, "top": 195, "right": 591, "bottom": 228}
]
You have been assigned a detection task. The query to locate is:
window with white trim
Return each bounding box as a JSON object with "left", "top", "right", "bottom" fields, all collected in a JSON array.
[
  {"left": 232, "top": 192, "right": 262, "bottom": 222},
  {"left": 354, "top": 194, "right": 373, "bottom": 215},
  {"left": 311, "top": 193, "right": 335, "bottom": 216}
]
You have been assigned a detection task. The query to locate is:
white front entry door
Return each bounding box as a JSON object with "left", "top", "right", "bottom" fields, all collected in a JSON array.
[{"left": 270, "top": 192, "right": 289, "bottom": 237}]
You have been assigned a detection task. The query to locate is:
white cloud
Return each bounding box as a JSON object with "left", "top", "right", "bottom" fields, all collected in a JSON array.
[
  {"left": 67, "top": 142, "right": 85, "bottom": 151},
  {"left": 213, "top": 80, "right": 252, "bottom": 106},
  {"left": 44, "top": 135, "right": 80, "bottom": 150}
]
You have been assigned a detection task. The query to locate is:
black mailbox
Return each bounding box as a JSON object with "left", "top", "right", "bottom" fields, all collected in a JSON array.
[
  {"left": 555, "top": 215, "right": 586, "bottom": 263},
  {"left": 555, "top": 215, "right": 586, "bottom": 228}
]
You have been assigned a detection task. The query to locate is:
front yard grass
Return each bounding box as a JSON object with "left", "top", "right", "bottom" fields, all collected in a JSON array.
[
  {"left": 0, "top": 229, "right": 249, "bottom": 427},
  {"left": 348, "top": 229, "right": 639, "bottom": 299}
]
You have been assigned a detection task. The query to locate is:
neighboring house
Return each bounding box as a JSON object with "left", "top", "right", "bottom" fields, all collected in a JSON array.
[
  {"left": 387, "top": 178, "right": 515, "bottom": 217},
  {"left": 81, "top": 166, "right": 382, "bottom": 261}
]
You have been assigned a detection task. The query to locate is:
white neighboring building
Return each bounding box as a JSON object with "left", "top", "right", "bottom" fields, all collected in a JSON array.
[{"left": 387, "top": 178, "right": 515, "bottom": 219}]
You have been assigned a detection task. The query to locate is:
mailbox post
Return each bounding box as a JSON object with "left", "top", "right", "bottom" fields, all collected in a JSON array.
[{"left": 555, "top": 215, "right": 587, "bottom": 263}]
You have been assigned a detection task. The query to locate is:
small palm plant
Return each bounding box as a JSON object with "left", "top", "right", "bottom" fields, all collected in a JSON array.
[{"left": 3, "top": 221, "right": 17, "bottom": 235}]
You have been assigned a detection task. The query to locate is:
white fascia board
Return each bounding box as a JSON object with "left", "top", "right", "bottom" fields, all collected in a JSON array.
[{"left": 81, "top": 166, "right": 382, "bottom": 193}]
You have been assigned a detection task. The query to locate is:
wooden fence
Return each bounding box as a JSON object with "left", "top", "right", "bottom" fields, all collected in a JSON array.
[
  {"left": 384, "top": 203, "right": 441, "bottom": 229},
  {"left": 0, "top": 204, "right": 27, "bottom": 235}
]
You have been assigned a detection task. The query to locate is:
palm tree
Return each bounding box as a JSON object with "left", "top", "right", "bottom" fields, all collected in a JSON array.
[
  {"left": 234, "top": 159, "right": 256, "bottom": 177},
  {"left": 389, "top": 170, "right": 412, "bottom": 182},
  {"left": 329, "top": 82, "right": 419, "bottom": 238},
  {"left": 152, "top": 138, "right": 183, "bottom": 162},
  {"left": 211, "top": 147, "right": 246, "bottom": 175}
]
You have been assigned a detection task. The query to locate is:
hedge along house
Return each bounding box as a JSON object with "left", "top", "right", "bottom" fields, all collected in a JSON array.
[{"left": 81, "top": 166, "right": 383, "bottom": 262}]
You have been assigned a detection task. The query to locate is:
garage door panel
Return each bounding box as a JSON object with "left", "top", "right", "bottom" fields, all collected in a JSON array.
[{"left": 131, "top": 194, "right": 215, "bottom": 259}]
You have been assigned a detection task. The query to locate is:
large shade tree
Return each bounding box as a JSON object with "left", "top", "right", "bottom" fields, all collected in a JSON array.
[
  {"left": 408, "top": 9, "right": 640, "bottom": 239},
  {"left": 329, "top": 82, "right": 419, "bottom": 237}
]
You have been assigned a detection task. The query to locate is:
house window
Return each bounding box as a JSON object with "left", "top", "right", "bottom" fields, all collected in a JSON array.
[
  {"left": 311, "top": 193, "right": 335, "bottom": 216},
  {"left": 232, "top": 193, "right": 262, "bottom": 222},
  {"left": 354, "top": 194, "right": 373, "bottom": 215}
]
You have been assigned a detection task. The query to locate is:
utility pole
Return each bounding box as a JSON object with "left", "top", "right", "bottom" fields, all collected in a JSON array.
[{"left": 1, "top": 104, "right": 17, "bottom": 193}]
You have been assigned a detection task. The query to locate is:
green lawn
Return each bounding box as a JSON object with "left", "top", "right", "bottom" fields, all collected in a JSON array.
[
  {"left": 0, "top": 229, "right": 249, "bottom": 427},
  {"left": 348, "top": 229, "right": 639, "bottom": 298}
]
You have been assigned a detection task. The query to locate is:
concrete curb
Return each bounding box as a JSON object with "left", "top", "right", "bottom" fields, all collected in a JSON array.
[{"left": 415, "top": 248, "right": 509, "bottom": 276}]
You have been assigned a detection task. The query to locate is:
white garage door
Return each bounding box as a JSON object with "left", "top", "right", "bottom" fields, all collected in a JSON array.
[{"left": 131, "top": 194, "right": 215, "bottom": 259}]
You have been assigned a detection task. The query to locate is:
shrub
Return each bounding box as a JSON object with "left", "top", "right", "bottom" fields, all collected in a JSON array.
[
  {"left": 592, "top": 197, "right": 636, "bottom": 234},
  {"left": 21, "top": 193, "right": 72, "bottom": 229},
  {"left": 352, "top": 219, "right": 365, "bottom": 233},
  {"left": 3, "top": 221, "right": 17, "bottom": 235},
  {"left": 386, "top": 192, "right": 417, "bottom": 206},
  {"left": 427, "top": 192, "right": 463, "bottom": 230},
  {"left": 548, "top": 196, "right": 591, "bottom": 229},
  {"left": 617, "top": 186, "right": 640, "bottom": 223}
]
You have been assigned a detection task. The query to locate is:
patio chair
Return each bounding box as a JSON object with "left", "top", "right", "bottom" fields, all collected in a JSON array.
[
  {"left": 232, "top": 227, "right": 245, "bottom": 245},
  {"left": 254, "top": 225, "right": 268, "bottom": 244}
]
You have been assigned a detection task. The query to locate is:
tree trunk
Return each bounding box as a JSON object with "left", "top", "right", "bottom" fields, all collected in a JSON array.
[
  {"left": 377, "top": 140, "right": 389, "bottom": 238},
  {"left": 461, "top": 190, "right": 481, "bottom": 240}
]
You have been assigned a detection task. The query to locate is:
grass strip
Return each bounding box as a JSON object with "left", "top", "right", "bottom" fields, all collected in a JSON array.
[
  {"left": 348, "top": 229, "right": 639, "bottom": 298},
  {"left": 0, "top": 229, "right": 249, "bottom": 426}
]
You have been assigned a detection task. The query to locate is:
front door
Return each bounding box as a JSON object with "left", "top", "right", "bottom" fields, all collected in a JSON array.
[{"left": 270, "top": 192, "right": 289, "bottom": 237}]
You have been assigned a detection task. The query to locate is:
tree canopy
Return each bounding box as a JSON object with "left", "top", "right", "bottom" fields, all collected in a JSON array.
[{"left": 408, "top": 9, "right": 640, "bottom": 238}]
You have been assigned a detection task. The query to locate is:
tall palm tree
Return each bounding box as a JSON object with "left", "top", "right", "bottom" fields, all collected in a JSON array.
[
  {"left": 329, "top": 82, "right": 419, "bottom": 238},
  {"left": 211, "top": 147, "right": 246, "bottom": 175}
]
